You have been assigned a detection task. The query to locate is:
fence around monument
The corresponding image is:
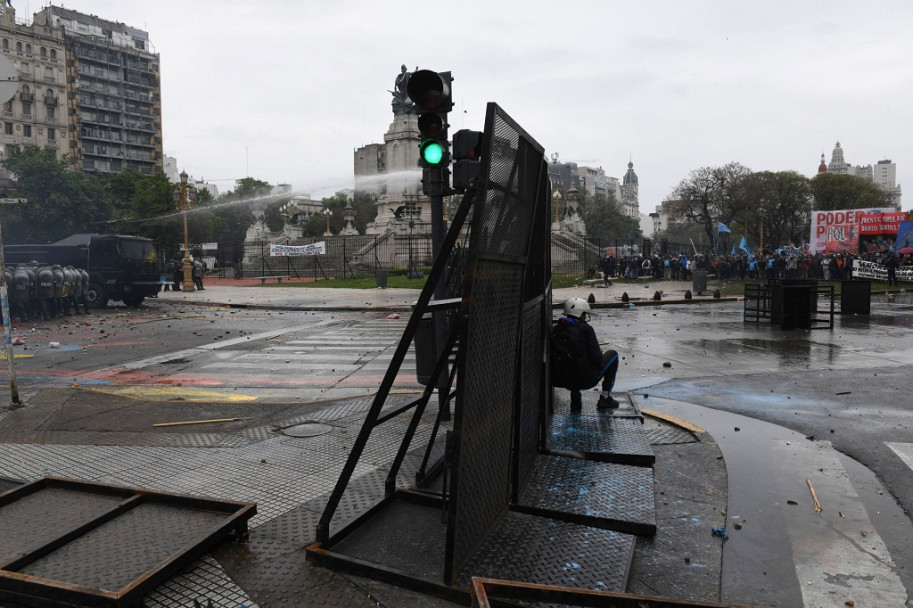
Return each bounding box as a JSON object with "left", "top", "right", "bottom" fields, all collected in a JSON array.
[{"left": 219, "top": 233, "right": 684, "bottom": 281}]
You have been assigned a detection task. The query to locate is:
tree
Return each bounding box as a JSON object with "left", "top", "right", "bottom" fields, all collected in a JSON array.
[
  {"left": 263, "top": 202, "right": 285, "bottom": 233},
  {"left": 226, "top": 177, "right": 273, "bottom": 200},
  {"left": 669, "top": 162, "right": 753, "bottom": 249},
  {"left": 810, "top": 172, "right": 890, "bottom": 211},
  {"left": 104, "top": 169, "right": 185, "bottom": 251},
  {"left": 739, "top": 171, "right": 812, "bottom": 249},
  {"left": 579, "top": 189, "right": 641, "bottom": 244},
  {"left": 0, "top": 145, "right": 112, "bottom": 243}
]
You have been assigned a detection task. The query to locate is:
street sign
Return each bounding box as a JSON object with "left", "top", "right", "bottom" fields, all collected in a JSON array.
[{"left": 0, "top": 198, "right": 27, "bottom": 205}]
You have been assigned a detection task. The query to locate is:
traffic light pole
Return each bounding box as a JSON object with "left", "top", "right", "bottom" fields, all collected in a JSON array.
[{"left": 425, "top": 167, "right": 452, "bottom": 415}]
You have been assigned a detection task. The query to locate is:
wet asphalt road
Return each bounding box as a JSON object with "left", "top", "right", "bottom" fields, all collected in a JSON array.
[
  {"left": 10, "top": 291, "right": 913, "bottom": 523},
  {"left": 7, "top": 290, "right": 913, "bottom": 524},
  {"left": 4, "top": 284, "right": 913, "bottom": 606}
]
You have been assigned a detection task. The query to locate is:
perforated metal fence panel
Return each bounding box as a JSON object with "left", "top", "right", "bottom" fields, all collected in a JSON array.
[
  {"left": 446, "top": 103, "right": 548, "bottom": 582},
  {"left": 513, "top": 297, "right": 545, "bottom": 498}
]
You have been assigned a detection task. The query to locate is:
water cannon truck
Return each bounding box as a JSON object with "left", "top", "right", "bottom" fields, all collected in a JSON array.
[{"left": 3, "top": 233, "right": 163, "bottom": 308}]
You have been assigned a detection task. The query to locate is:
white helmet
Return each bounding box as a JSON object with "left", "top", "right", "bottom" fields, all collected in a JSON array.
[{"left": 563, "top": 297, "right": 590, "bottom": 319}]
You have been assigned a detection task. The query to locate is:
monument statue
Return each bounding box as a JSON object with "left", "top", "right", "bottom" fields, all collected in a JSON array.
[{"left": 390, "top": 64, "right": 416, "bottom": 116}]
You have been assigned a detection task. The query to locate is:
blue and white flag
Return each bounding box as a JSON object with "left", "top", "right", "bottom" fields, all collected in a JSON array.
[
  {"left": 717, "top": 222, "right": 732, "bottom": 233},
  {"left": 739, "top": 235, "right": 750, "bottom": 253}
]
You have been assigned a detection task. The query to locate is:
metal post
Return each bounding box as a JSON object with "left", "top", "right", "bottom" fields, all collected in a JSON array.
[
  {"left": 0, "top": 221, "right": 22, "bottom": 407},
  {"left": 426, "top": 167, "right": 451, "bottom": 414},
  {"left": 178, "top": 171, "right": 195, "bottom": 292}
]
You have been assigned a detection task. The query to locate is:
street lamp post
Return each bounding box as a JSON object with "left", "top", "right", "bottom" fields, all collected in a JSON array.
[
  {"left": 322, "top": 208, "right": 333, "bottom": 236},
  {"left": 759, "top": 207, "right": 765, "bottom": 255},
  {"left": 173, "top": 170, "right": 196, "bottom": 292}
]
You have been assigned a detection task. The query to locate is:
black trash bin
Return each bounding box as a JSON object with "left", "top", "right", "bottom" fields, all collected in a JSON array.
[
  {"left": 692, "top": 270, "right": 708, "bottom": 294},
  {"left": 841, "top": 280, "right": 870, "bottom": 315},
  {"left": 375, "top": 268, "right": 388, "bottom": 288},
  {"left": 769, "top": 279, "right": 817, "bottom": 329}
]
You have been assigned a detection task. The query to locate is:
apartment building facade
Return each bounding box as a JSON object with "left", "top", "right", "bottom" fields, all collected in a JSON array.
[
  {"left": 0, "top": 2, "right": 163, "bottom": 183},
  {"left": 35, "top": 5, "right": 163, "bottom": 175},
  {"left": 0, "top": 1, "right": 69, "bottom": 187}
]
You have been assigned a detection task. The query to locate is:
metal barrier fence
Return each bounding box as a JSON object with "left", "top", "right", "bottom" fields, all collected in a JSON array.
[{"left": 220, "top": 234, "right": 664, "bottom": 281}]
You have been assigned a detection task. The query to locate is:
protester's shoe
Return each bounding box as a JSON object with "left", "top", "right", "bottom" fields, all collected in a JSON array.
[
  {"left": 570, "top": 390, "right": 582, "bottom": 411},
  {"left": 597, "top": 395, "right": 620, "bottom": 409}
]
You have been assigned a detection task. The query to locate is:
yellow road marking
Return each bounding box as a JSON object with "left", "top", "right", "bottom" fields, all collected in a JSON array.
[
  {"left": 641, "top": 408, "right": 706, "bottom": 434},
  {"left": 87, "top": 386, "right": 258, "bottom": 403},
  {"left": 0, "top": 353, "right": 34, "bottom": 360}
]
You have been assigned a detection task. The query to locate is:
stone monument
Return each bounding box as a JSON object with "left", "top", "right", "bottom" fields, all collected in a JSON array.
[{"left": 360, "top": 65, "right": 431, "bottom": 236}]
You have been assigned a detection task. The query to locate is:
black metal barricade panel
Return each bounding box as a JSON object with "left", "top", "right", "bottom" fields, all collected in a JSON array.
[
  {"left": 447, "top": 260, "right": 524, "bottom": 581},
  {"left": 453, "top": 512, "right": 634, "bottom": 592},
  {"left": 513, "top": 297, "right": 544, "bottom": 500},
  {"left": 445, "top": 103, "right": 547, "bottom": 582},
  {"left": 518, "top": 454, "right": 656, "bottom": 536}
]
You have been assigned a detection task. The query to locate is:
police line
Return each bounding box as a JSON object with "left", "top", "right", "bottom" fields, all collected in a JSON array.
[{"left": 853, "top": 259, "right": 913, "bottom": 282}]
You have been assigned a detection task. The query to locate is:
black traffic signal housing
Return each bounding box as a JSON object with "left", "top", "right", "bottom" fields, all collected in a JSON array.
[
  {"left": 452, "top": 129, "right": 483, "bottom": 192},
  {"left": 407, "top": 70, "right": 453, "bottom": 170}
]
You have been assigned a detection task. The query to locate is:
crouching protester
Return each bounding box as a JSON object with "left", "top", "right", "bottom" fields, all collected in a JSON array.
[{"left": 551, "top": 297, "right": 620, "bottom": 411}]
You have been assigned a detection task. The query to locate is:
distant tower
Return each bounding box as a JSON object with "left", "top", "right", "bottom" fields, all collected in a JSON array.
[
  {"left": 620, "top": 160, "right": 640, "bottom": 219},
  {"left": 817, "top": 153, "right": 828, "bottom": 174},
  {"left": 828, "top": 141, "right": 848, "bottom": 174}
]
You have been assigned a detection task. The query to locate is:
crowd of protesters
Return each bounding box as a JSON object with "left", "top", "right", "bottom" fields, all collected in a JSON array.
[{"left": 596, "top": 248, "right": 912, "bottom": 284}]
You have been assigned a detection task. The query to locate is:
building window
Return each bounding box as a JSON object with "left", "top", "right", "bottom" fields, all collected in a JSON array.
[
  {"left": 4, "top": 123, "right": 12, "bottom": 135},
  {"left": 50, "top": 49, "right": 57, "bottom": 61},
  {"left": 48, "top": 128, "right": 56, "bottom": 141},
  {"left": 15, "top": 42, "right": 22, "bottom": 54},
  {"left": 23, "top": 125, "right": 31, "bottom": 137},
  {"left": 25, "top": 44, "right": 32, "bottom": 57},
  {"left": 40, "top": 47, "right": 47, "bottom": 59},
  {"left": 1, "top": 39, "right": 7, "bottom": 51},
  {"left": 3, "top": 100, "right": 11, "bottom": 113},
  {"left": 21, "top": 102, "right": 31, "bottom": 116},
  {"left": 46, "top": 106, "right": 55, "bottom": 121}
]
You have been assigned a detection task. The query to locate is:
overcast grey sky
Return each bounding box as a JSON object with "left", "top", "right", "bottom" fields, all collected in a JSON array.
[{"left": 44, "top": 0, "right": 913, "bottom": 211}]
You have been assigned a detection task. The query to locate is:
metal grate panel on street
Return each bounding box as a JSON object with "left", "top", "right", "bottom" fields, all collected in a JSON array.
[
  {"left": 0, "top": 477, "right": 255, "bottom": 608},
  {"left": 548, "top": 415, "right": 655, "bottom": 466},
  {"left": 517, "top": 454, "right": 656, "bottom": 536},
  {"left": 454, "top": 511, "right": 635, "bottom": 593},
  {"left": 0, "top": 476, "right": 23, "bottom": 495}
]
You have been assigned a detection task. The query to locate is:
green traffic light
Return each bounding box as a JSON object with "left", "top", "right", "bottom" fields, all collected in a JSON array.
[{"left": 420, "top": 140, "right": 445, "bottom": 166}]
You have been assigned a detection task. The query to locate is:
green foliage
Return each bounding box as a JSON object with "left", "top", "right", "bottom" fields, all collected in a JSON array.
[
  {"left": 0, "top": 146, "right": 111, "bottom": 243},
  {"left": 227, "top": 177, "right": 273, "bottom": 200},
  {"left": 741, "top": 171, "right": 812, "bottom": 248},
  {"left": 0, "top": 145, "right": 259, "bottom": 258},
  {"left": 263, "top": 202, "right": 285, "bottom": 232},
  {"left": 578, "top": 188, "right": 641, "bottom": 243},
  {"left": 810, "top": 172, "right": 889, "bottom": 211}
]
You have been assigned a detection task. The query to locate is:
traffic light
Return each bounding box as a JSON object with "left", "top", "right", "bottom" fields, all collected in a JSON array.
[
  {"left": 407, "top": 70, "right": 452, "bottom": 169},
  {"left": 452, "top": 129, "right": 483, "bottom": 192}
]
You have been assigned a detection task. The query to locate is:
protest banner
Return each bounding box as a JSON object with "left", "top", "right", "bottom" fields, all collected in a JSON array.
[{"left": 270, "top": 242, "right": 326, "bottom": 256}]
